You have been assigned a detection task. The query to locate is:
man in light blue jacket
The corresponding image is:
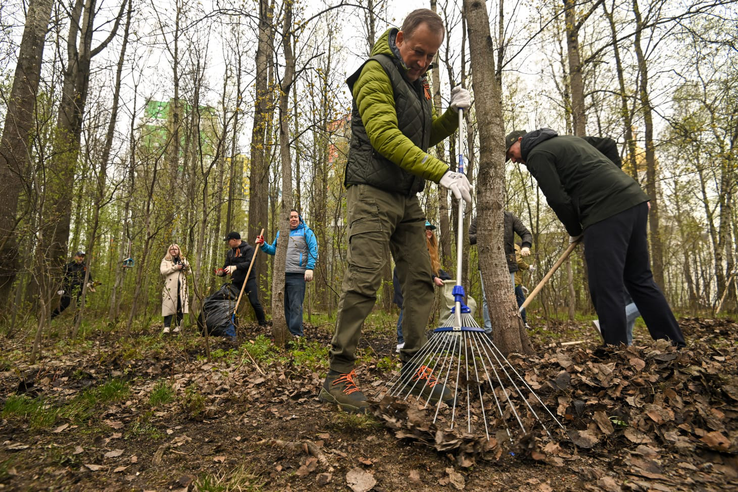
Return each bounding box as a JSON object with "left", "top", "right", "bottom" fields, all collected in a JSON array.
[{"left": 256, "top": 209, "right": 318, "bottom": 337}]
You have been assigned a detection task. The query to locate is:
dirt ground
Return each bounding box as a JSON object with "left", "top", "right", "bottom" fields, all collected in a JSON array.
[{"left": 1, "top": 315, "right": 737, "bottom": 491}]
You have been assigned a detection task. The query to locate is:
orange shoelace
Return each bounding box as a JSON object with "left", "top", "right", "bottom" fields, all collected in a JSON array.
[
  {"left": 332, "top": 370, "right": 361, "bottom": 395},
  {"left": 412, "top": 366, "right": 440, "bottom": 388}
]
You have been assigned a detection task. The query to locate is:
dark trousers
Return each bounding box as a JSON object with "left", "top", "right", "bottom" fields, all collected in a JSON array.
[
  {"left": 515, "top": 285, "right": 527, "bottom": 324},
  {"left": 583, "top": 202, "right": 685, "bottom": 346},
  {"left": 236, "top": 277, "right": 266, "bottom": 325},
  {"left": 51, "top": 288, "right": 81, "bottom": 319},
  {"left": 285, "top": 273, "right": 306, "bottom": 336}
]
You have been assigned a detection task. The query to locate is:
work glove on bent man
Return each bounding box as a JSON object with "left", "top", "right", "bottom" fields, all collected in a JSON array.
[
  {"left": 450, "top": 86, "right": 471, "bottom": 111},
  {"left": 569, "top": 234, "right": 583, "bottom": 244},
  {"left": 440, "top": 171, "right": 472, "bottom": 205}
]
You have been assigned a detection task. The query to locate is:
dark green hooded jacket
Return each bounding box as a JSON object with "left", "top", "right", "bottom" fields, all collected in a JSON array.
[
  {"left": 344, "top": 28, "right": 458, "bottom": 195},
  {"left": 521, "top": 129, "right": 649, "bottom": 236}
]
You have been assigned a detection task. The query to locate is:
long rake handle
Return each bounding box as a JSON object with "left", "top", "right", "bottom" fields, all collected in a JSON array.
[
  {"left": 519, "top": 238, "right": 580, "bottom": 312},
  {"left": 234, "top": 228, "right": 265, "bottom": 314},
  {"left": 454, "top": 107, "right": 465, "bottom": 328}
]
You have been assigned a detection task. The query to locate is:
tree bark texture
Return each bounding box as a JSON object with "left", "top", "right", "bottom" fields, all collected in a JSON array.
[{"left": 463, "top": 0, "right": 533, "bottom": 355}]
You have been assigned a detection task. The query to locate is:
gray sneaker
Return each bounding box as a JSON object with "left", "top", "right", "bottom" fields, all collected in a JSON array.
[{"left": 319, "top": 370, "right": 369, "bottom": 414}]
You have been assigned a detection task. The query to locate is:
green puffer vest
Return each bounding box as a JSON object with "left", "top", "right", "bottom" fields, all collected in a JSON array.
[{"left": 345, "top": 54, "right": 432, "bottom": 195}]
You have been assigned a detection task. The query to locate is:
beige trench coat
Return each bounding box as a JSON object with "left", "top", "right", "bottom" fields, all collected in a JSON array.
[{"left": 161, "top": 258, "right": 189, "bottom": 316}]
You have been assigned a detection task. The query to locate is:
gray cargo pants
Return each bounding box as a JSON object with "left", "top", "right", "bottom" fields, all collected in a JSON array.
[{"left": 329, "top": 184, "right": 434, "bottom": 373}]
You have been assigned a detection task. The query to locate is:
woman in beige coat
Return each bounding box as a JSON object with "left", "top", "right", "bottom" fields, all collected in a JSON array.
[{"left": 161, "top": 244, "right": 189, "bottom": 333}]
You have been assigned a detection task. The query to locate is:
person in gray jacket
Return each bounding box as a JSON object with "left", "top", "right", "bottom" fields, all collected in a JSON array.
[
  {"left": 506, "top": 128, "right": 684, "bottom": 347},
  {"left": 256, "top": 210, "right": 318, "bottom": 337}
]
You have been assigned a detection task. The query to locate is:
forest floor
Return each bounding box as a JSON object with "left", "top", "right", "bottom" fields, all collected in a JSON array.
[{"left": 0, "top": 312, "right": 737, "bottom": 492}]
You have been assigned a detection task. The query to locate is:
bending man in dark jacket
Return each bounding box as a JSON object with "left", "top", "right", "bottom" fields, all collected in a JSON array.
[
  {"left": 320, "top": 9, "right": 472, "bottom": 414},
  {"left": 469, "top": 211, "right": 533, "bottom": 332},
  {"left": 506, "top": 128, "right": 684, "bottom": 347},
  {"left": 218, "top": 231, "right": 267, "bottom": 327}
]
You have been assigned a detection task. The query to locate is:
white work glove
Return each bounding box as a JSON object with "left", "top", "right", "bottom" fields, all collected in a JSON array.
[
  {"left": 528, "top": 265, "right": 536, "bottom": 272},
  {"left": 520, "top": 246, "right": 531, "bottom": 257},
  {"left": 304, "top": 269, "right": 314, "bottom": 282},
  {"left": 439, "top": 171, "right": 472, "bottom": 204},
  {"left": 57, "top": 290, "right": 65, "bottom": 296},
  {"left": 225, "top": 265, "right": 237, "bottom": 275},
  {"left": 450, "top": 86, "right": 471, "bottom": 111},
  {"left": 569, "top": 234, "right": 583, "bottom": 244}
]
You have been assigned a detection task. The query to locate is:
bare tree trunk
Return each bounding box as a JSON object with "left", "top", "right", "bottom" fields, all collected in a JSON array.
[
  {"left": 0, "top": 0, "right": 54, "bottom": 306},
  {"left": 272, "top": 2, "right": 295, "bottom": 348},
  {"left": 42, "top": 0, "right": 125, "bottom": 285},
  {"left": 73, "top": 0, "right": 133, "bottom": 335},
  {"left": 632, "top": 0, "right": 665, "bottom": 289},
  {"left": 464, "top": 0, "right": 533, "bottom": 355},
  {"left": 248, "top": 0, "right": 276, "bottom": 301}
]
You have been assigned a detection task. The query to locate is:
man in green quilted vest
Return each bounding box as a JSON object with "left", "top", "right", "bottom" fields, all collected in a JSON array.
[{"left": 319, "top": 9, "right": 472, "bottom": 413}]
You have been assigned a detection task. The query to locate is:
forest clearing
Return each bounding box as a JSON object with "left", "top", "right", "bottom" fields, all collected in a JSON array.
[
  {"left": 1, "top": 315, "right": 737, "bottom": 491},
  {"left": 1, "top": 0, "right": 737, "bottom": 490}
]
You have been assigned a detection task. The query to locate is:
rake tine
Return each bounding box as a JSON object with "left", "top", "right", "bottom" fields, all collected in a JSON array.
[
  {"left": 478, "top": 336, "right": 556, "bottom": 437},
  {"left": 468, "top": 333, "right": 512, "bottom": 440},
  {"left": 422, "top": 330, "right": 453, "bottom": 409},
  {"left": 432, "top": 332, "right": 458, "bottom": 422},
  {"left": 473, "top": 333, "right": 528, "bottom": 435},
  {"left": 388, "top": 333, "right": 442, "bottom": 396},
  {"left": 485, "top": 340, "right": 565, "bottom": 433},
  {"left": 468, "top": 332, "right": 491, "bottom": 440},
  {"left": 462, "top": 332, "right": 472, "bottom": 434}
]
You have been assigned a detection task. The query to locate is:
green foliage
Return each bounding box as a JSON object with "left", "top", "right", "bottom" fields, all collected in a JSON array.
[
  {"left": 2, "top": 395, "right": 57, "bottom": 428},
  {"left": 182, "top": 384, "right": 206, "bottom": 419},
  {"left": 194, "top": 465, "right": 264, "bottom": 492},
  {"left": 127, "top": 411, "right": 165, "bottom": 440},
  {"left": 149, "top": 380, "right": 175, "bottom": 407},
  {"left": 376, "top": 356, "right": 397, "bottom": 373},
  {"left": 288, "top": 338, "right": 329, "bottom": 372},
  {"left": 94, "top": 379, "right": 130, "bottom": 403},
  {"left": 241, "top": 335, "right": 279, "bottom": 362},
  {"left": 326, "top": 411, "right": 382, "bottom": 433}
]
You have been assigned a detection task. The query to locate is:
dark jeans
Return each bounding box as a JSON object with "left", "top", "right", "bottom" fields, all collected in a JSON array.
[
  {"left": 51, "top": 287, "right": 81, "bottom": 319},
  {"left": 515, "top": 285, "right": 527, "bottom": 324},
  {"left": 236, "top": 277, "right": 267, "bottom": 325},
  {"left": 583, "top": 202, "right": 685, "bottom": 347},
  {"left": 285, "top": 273, "right": 306, "bottom": 337}
]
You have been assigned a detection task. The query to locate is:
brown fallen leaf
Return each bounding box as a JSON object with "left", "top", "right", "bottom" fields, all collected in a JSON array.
[
  {"left": 568, "top": 429, "right": 600, "bottom": 449},
  {"left": 84, "top": 464, "right": 106, "bottom": 472},
  {"left": 701, "top": 431, "right": 730, "bottom": 452},
  {"left": 346, "top": 467, "right": 376, "bottom": 492},
  {"left": 113, "top": 466, "right": 128, "bottom": 473},
  {"left": 104, "top": 449, "right": 124, "bottom": 458},
  {"left": 53, "top": 423, "right": 70, "bottom": 433},
  {"left": 213, "top": 456, "right": 226, "bottom": 463},
  {"left": 445, "top": 467, "right": 465, "bottom": 491},
  {"left": 316, "top": 473, "right": 332, "bottom": 486}
]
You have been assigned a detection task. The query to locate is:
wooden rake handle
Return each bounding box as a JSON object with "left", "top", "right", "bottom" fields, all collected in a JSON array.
[
  {"left": 234, "top": 228, "right": 265, "bottom": 314},
  {"left": 519, "top": 238, "right": 581, "bottom": 312}
]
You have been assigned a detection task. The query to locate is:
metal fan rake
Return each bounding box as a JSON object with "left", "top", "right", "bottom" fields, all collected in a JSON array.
[{"left": 386, "top": 107, "right": 564, "bottom": 442}]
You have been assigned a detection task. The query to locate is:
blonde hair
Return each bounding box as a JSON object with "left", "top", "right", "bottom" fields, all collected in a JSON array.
[
  {"left": 426, "top": 232, "right": 440, "bottom": 276},
  {"left": 164, "top": 244, "right": 185, "bottom": 262}
]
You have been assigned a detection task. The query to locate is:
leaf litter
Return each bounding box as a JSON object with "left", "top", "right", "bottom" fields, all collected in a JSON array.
[{"left": 0, "top": 317, "right": 736, "bottom": 490}]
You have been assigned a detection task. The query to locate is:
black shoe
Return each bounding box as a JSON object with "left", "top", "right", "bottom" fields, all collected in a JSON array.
[
  {"left": 401, "top": 364, "right": 453, "bottom": 405},
  {"left": 319, "top": 370, "right": 369, "bottom": 414}
]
